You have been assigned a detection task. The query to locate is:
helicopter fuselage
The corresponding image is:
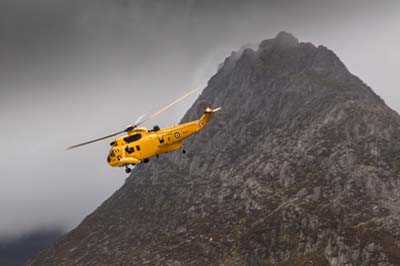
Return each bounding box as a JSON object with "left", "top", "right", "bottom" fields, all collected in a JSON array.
[{"left": 107, "top": 107, "right": 220, "bottom": 168}]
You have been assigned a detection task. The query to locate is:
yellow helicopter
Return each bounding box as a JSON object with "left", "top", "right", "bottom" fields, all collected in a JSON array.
[{"left": 66, "top": 88, "right": 220, "bottom": 173}]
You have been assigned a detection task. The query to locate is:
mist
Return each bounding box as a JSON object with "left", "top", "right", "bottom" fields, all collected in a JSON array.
[{"left": 0, "top": 0, "right": 399, "bottom": 239}]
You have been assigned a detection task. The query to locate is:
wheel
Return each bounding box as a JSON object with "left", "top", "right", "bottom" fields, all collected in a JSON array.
[
  {"left": 143, "top": 158, "right": 149, "bottom": 163},
  {"left": 182, "top": 149, "right": 186, "bottom": 154},
  {"left": 125, "top": 167, "right": 131, "bottom": 174}
]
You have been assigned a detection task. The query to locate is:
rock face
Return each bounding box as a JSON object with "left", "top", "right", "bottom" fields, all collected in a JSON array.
[{"left": 28, "top": 32, "right": 400, "bottom": 266}]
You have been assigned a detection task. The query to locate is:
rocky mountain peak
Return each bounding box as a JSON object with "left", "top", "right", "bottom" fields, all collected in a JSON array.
[
  {"left": 28, "top": 33, "right": 400, "bottom": 266},
  {"left": 221, "top": 32, "right": 355, "bottom": 89},
  {"left": 259, "top": 31, "right": 299, "bottom": 50}
]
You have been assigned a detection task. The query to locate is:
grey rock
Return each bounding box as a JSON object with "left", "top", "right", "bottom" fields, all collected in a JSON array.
[{"left": 28, "top": 32, "right": 400, "bottom": 266}]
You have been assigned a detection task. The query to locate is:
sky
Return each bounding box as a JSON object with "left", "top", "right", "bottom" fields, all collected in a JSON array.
[{"left": 0, "top": 0, "right": 399, "bottom": 239}]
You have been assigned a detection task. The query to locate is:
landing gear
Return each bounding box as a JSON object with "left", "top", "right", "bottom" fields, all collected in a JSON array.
[
  {"left": 182, "top": 149, "right": 186, "bottom": 154},
  {"left": 143, "top": 158, "right": 149, "bottom": 163},
  {"left": 125, "top": 166, "right": 131, "bottom": 174}
]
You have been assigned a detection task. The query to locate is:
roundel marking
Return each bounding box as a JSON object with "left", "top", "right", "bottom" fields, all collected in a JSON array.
[{"left": 174, "top": 132, "right": 181, "bottom": 138}]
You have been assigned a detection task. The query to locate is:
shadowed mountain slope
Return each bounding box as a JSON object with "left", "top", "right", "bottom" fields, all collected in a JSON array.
[
  {"left": 28, "top": 32, "right": 400, "bottom": 266},
  {"left": 0, "top": 229, "right": 62, "bottom": 266}
]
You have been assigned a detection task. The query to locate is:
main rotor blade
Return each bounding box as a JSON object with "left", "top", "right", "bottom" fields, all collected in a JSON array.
[
  {"left": 132, "top": 87, "right": 200, "bottom": 129},
  {"left": 66, "top": 130, "right": 125, "bottom": 150},
  {"left": 66, "top": 88, "right": 200, "bottom": 150},
  {"left": 134, "top": 113, "right": 147, "bottom": 125}
]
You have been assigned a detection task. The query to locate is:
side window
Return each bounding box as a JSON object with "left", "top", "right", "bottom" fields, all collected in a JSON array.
[
  {"left": 125, "top": 146, "right": 134, "bottom": 154},
  {"left": 136, "top": 145, "right": 141, "bottom": 151},
  {"left": 124, "top": 134, "right": 142, "bottom": 143},
  {"left": 159, "top": 137, "right": 164, "bottom": 144}
]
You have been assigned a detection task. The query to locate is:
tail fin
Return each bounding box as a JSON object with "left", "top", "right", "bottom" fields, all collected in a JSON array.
[{"left": 198, "top": 107, "right": 221, "bottom": 129}]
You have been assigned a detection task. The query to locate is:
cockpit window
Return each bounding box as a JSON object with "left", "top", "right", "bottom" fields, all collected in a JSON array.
[{"left": 124, "top": 134, "right": 142, "bottom": 143}]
